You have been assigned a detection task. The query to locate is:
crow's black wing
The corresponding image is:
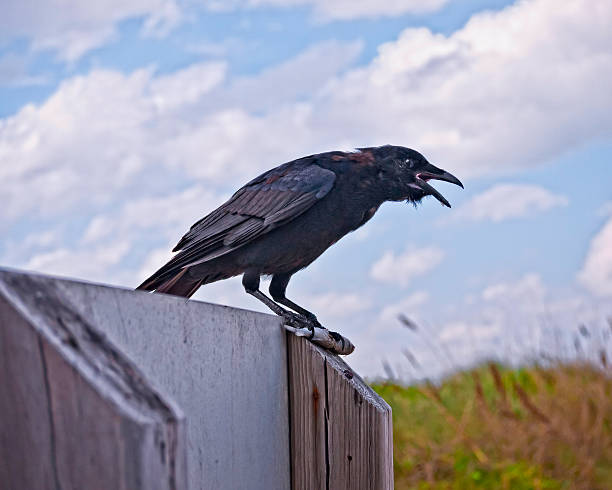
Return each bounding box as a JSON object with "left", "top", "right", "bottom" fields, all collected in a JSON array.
[{"left": 138, "top": 162, "right": 336, "bottom": 288}]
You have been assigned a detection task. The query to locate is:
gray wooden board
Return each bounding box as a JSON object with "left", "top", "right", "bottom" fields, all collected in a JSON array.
[
  {"left": 0, "top": 267, "right": 290, "bottom": 490},
  {"left": 0, "top": 271, "right": 186, "bottom": 490}
]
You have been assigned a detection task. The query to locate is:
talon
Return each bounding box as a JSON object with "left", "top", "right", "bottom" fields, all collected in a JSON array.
[
  {"left": 280, "top": 311, "right": 321, "bottom": 336},
  {"left": 304, "top": 311, "right": 317, "bottom": 321},
  {"left": 281, "top": 310, "right": 303, "bottom": 328}
]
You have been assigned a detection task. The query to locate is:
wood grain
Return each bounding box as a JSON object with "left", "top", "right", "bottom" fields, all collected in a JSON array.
[
  {"left": 0, "top": 274, "right": 186, "bottom": 490},
  {"left": 287, "top": 333, "right": 393, "bottom": 490},
  {"left": 0, "top": 266, "right": 290, "bottom": 490},
  {"left": 0, "top": 267, "right": 392, "bottom": 490}
]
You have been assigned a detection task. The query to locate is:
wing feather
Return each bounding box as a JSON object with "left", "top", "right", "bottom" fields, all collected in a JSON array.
[{"left": 141, "top": 163, "right": 336, "bottom": 286}]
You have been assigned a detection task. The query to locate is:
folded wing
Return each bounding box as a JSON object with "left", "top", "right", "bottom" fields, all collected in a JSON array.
[{"left": 137, "top": 162, "right": 336, "bottom": 290}]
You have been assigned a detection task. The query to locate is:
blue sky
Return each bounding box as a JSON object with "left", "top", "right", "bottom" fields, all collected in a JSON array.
[{"left": 1, "top": 0, "right": 611, "bottom": 378}]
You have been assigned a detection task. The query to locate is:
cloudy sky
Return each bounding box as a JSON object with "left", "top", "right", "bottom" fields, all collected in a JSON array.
[{"left": 1, "top": 0, "right": 611, "bottom": 378}]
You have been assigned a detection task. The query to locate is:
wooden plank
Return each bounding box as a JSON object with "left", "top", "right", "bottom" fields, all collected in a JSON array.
[
  {"left": 0, "top": 296, "right": 56, "bottom": 490},
  {"left": 57, "top": 274, "right": 291, "bottom": 490},
  {"left": 0, "top": 273, "right": 186, "bottom": 490},
  {"left": 287, "top": 332, "right": 328, "bottom": 490},
  {"left": 325, "top": 351, "right": 394, "bottom": 490},
  {"left": 1, "top": 266, "right": 391, "bottom": 490},
  {"left": 0, "top": 267, "right": 290, "bottom": 490},
  {"left": 287, "top": 334, "right": 393, "bottom": 490}
]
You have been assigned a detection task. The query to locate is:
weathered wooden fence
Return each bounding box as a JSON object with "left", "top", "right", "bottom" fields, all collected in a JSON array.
[{"left": 0, "top": 267, "right": 392, "bottom": 490}]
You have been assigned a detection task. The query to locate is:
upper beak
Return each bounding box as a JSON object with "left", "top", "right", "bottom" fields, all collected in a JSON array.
[
  {"left": 416, "top": 167, "right": 464, "bottom": 208},
  {"left": 425, "top": 170, "right": 464, "bottom": 189}
]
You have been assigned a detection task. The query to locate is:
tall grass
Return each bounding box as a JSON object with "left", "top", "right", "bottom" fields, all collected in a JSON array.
[{"left": 372, "top": 321, "right": 612, "bottom": 489}]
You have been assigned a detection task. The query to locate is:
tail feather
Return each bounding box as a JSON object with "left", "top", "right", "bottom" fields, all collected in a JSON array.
[
  {"left": 137, "top": 255, "right": 241, "bottom": 298},
  {"left": 158, "top": 276, "right": 204, "bottom": 298},
  {"left": 137, "top": 268, "right": 203, "bottom": 298}
]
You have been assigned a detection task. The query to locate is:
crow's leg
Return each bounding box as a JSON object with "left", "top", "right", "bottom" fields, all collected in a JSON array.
[
  {"left": 242, "top": 270, "right": 317, "bottom": 332},
  {"left": 270, "top": 273, "right": 323, "bottom": 329}
]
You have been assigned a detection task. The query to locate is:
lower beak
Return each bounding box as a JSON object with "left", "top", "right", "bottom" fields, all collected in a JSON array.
[
  {"left": 416, "top": 169, "right": 464, "bottom": 208},
  {"left": 418, "top": 180, "right": 452, "bottom": 207}
]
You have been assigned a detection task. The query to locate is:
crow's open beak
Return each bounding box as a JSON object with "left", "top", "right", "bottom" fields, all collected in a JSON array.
[{"left": 415, "top": 167, "right": 464, "bottom": 208}]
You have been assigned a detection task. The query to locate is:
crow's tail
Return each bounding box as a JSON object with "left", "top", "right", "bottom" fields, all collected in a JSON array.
[{"left": 136, "top": 268, "right": 203, "bottom": 298}]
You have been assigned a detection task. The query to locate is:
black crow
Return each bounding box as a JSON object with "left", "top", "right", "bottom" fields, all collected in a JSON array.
[{"left": 137, "top": 145, "right": 463, "bottom": 329}]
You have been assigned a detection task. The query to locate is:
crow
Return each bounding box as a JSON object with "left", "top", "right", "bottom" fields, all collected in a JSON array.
[{"left": 137, "top": 145, "right": 463, "bottom": 330}]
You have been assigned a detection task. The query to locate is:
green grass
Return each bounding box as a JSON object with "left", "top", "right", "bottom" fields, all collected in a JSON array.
[{"left": 372, "top": 362, "right": 612, "bottom": 489}]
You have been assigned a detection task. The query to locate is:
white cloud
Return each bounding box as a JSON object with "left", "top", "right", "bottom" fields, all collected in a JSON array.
[
  {"left": 0, "top": 40, "right": 365, "bottom": 295},
  {"left": 150, "top": 62, "right": 227, "bottom": 112},
  {"left": 446, "top": 184, "right": 568, "bottom": 223},
  {"left": 438, "top": 320, "right": 500, "bottom": 342},
  {"left": 0, "top": 39, "right": 365, "bottom": 229},
  {"left": 312, "top": 0, "right": 612, "bottom": 178},
  {"left": 84, "top": 185, "right": 225, "bottom": 285},
  {"left": 481, "top": 273, "right": 546, "bottom": 304},
  {"left": 179, "top": 0, "right": 612, "bottom": 183},
  {"left": 351, "top": 280, "right": 612, "bottom": 379},
  {"left": 0, "top": 63, "right": 226, "bottom": 224},
  {"left": 3, "top": 0, "right": 389, "bottom": 61},
  {"left": 3, "top": 0, "right": 610, "bottom": 228},
  {"left": 370, "top": 246, "right": 444, "bottom": 287},
  {"left": 2, "top": 0, "right": 181, "bottom": 62},
  {"left": 138, "top": 247, "right": 176, "bottom": 280},
  {"left": 3, "top": 0, "right": 612, "bottom": 172},
  {"left": 191, "top": 275, "right": 260, "bottom": 311},
  {"left": 303, "top": 292, "right": 372, "bottom": 319},
  {"left": 24, "top": 241, "right": 131, "bottom": 283},
  {"left": 10, "top": 185, "right": 225, "bottom": 287},
  {"left": 407, "top": 273, "right": 612, "bottom": 379},
  {"left": 1, "top": 181, "right": 225, "bottom": 286},
  {"left": 208, "top": 40, "right": 363, "bottom": 113},
  {"left": 1, "top": 229, "right": 64, "bottom": 268},
  {"left": 85, "top": 185, "right": 226, "bottom": 243},
  {"left": 141, "top": 0, "right": 182, "bottom": 38},
  {"left": 379, "top": 291, "right": 429, "bottom": 323},
  {"left": 32, "top": 26, "right": 118, "bottom": 64},
  {"left": 599, "top": 201, "right": 612, "bottom": 217},
  {"left": 238, "top": 0, "right": 449, "bottom": 20},
  {"left": 578, "top": 217, "right": 612, "bottom": 296}
]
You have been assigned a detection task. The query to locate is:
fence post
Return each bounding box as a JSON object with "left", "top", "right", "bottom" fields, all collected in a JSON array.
[
  {"left": 0, "top": 267, "right": 393, "bottom": 490},
  {"left": 0, "top": 270, "right": 186, "bottom": 490},
  {"left": 287, "top": 334, "right": 393, "bottom": 490}
]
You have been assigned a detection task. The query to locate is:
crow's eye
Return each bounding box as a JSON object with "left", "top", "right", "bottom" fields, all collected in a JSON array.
[{"left": 405, "top": 159, "right": 415, "bottom": 168}]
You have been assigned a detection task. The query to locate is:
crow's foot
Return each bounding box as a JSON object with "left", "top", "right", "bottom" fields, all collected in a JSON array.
[
  {"left": 302, "top": 311, "right": 324, "bottom": 329},
  {"left": 244, "top": 288, "right": 352, "bottom": 351},
  {"left": 281, "top": 310, "right": 324, "bottom": 336},
  {"left": 281, "top": 311, "right": 355, "bottom": 355},
  {"left": 244, "top": 288, "right": 324, "bottom": 333}
]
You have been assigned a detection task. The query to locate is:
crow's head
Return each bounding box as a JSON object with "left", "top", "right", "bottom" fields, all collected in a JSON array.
[{"left": 365, "top": 145, "right": 463, "bottom": 207}]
